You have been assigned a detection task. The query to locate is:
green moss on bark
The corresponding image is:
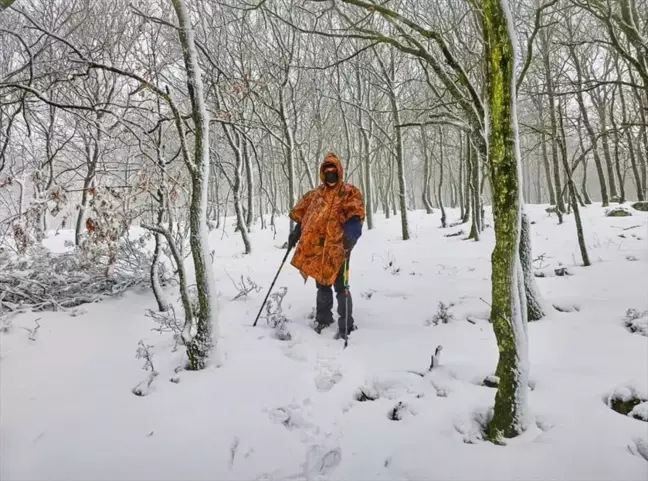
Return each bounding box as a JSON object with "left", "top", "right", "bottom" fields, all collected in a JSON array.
[{"left": 482, "top": 0, "right": 528, "bottom": 442}]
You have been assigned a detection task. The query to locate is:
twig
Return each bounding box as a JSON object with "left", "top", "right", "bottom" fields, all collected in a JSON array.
[
  {"left": 21, "top": 317, "right": 41, "bottom": 341},
  {"left": 479, "top": 297, "right": 491, "bottom": 308},
  {"left": 622, "top": 224, "right": 642, "bottom": 231},
  {"left": 429, "top": 345, "right": 443, "bottom": 370}
]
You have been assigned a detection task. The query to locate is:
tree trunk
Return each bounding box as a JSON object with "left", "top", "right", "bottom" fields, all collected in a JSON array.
[
  {"left": 459, "top": 140, "right": 465, "bottom": 219},
  {"left": 420, "top": 126, "right": 434, "bottom": 214},
  {"left": 540, "top": 130, "right": 556, "bottom": 206},
  {"left": 597, "top": 100, "right": 619, "bottom": 201},
  {"left": 581, "top": 159, "right": 592, "bottom": 204},
  {"left": 633, "top": 82, "right": 648, "bottom": 198},
  {"left": 468, "top": 137, "right": 481, "bottom": 240},
  {"left": 540, "top": 31, "right": 565, "bottom": 221},
  {"left": 520, "top": 209, "right": 546, "bottom": 321},
  {"left": 437, "top": 130, "right": 447, "bottom": 228},
  {"left": 567, "top": 42, "right": 609, "bottom": 207},
  {"left": 483, "top": 0, "right": 529, "bottom": 442},
  {"left": 359, "top": 83, "right": 375, "bottom": 229},
  {"left": 232, "top": 134, "right": 252, "bottom": 254},
  {"left": 151, "top": 130, "right": 170, "bottom": 313},
  {"left": 558, "top": 101, "right": 591, "bottom": 267},
  {"left": 617, "top": 63, "right": 644, "bottom": 201},
  {"left": 384, "top": 152, "right": 393, "bottom": 219},
  {"left": 75, "top": 133, "right": 99, "bottom": 246},
  {"left": 607, "top": 101, "right": 626, "bottom": 203},
  {"left": 243, "top": 137, "right": 254, "bottom": 229},
  {"left": 278, "top": 87, "right": 296, "bottom": 230},
  {"left": 389, "top": 89, "right": 409, "bottom": 240},
  {"left": 463, "top": 134, "right": 471, "bottom": 223},
  {"left": 172, "top": 0, "right": 219, "bottom": 370}
]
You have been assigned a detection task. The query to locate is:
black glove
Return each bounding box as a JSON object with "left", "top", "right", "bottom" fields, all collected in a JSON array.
[
  {"left": 288, "top": 224, "right": 302, "bottom": 249},
  {"left": 343, "top": 236, "right": 356, "bottom": 254}
]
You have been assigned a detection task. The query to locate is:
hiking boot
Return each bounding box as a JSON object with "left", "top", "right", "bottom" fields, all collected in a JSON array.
[
  {"left": 333, "top": 324, "right": 357, "bottom": 340},
  {"left": 314, "top": 322, "right": 332, "bottom": 334}
]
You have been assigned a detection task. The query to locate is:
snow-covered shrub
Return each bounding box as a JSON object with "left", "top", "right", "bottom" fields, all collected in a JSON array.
[
  {"left": 624, "top": 309, "right": 648, "bottom": 337},
  {"left": 0, "top": 171, "right": 69, "bottom": 253},
  {"left": 354, "top": 387, "right": 378, "bottom": 402},
  {"left": 629, "top": 402, "right": 648, "bottom": 422},
  {"left": 0, "top": 309, "right": 13, "bottom": 333},
  {"left": 605, "top": 206, "right": 632, "bottom": 217},
  {"left": 427, "top": 301, "right": 455, "bottom": 326},
  {"left": 631, "top": 201, "right": 648, "bottom": 212},
  {"left": 81, "top": 188, "right": 132, "bottom": 275},
  {"left": 374, "top": 252, "right": 400, "bottom": 275},
  {"left": 628, "top": 437, "right": 648, "bottom": 462},
  {"left": 263, "top": 287, "right": 290, "bottom": 341},
  {"left": 0, "top": 239, "right": 156, "bottom": 325},
  {"left": 132, "top": 340, "right": 158, "bottom": 397},
  {"left": 146, "top": 305, "right": 184, "bottom": 351},
  {"left": 226, "top": 272, "right": 261, "bottom": 300},
  {"left": 606, "top": 384, "right": 648, "bottom": 419},
  {"left": 387, "top": 401, "right": 413, "bottom": 421}
]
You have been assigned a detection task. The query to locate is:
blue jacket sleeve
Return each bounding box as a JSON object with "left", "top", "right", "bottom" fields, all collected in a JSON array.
[{"left": 343, "top": 215, "right": 363, "bottom": 241}]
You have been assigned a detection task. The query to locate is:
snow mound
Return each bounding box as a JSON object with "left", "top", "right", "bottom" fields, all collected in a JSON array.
[
  {"left": 356, "top": 372, "right": 423, "bottom": 401},
  {"left": 628, "top": 437, "right": 648, "bottom": 461},
  {"left": 607, "top": 384, "right": 648, "bottom": 417},
  {"left": 605, "top": 206, "right": 633, "bottom": 217},
  {"left": 629, "top": 402, "right": 648, "bottom": 422},
  {"left": 631, "top": 201, "right": 648, "bottom": 212},
  {"left": 624, "top": 309, "right": 648, "bottom": 337}
]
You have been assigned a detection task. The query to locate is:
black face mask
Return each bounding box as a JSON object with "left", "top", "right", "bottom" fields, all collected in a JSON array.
[{"left": 324, "top": 171, "right": 338, "bottom": 184}]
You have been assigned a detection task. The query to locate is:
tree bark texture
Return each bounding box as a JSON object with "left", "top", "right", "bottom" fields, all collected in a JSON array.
[{"left": 482, "top": 0, "right": 529, "bottom": 441}]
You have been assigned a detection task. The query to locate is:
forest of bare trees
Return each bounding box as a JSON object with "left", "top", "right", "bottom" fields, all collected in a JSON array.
[{"left": 1, "top": 0, "right": 646, "bottom": 441}]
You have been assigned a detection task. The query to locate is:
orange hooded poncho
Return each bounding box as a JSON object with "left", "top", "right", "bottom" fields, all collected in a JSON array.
[{"left": 289, "top": 153, "right": 366, "bottom": 286}]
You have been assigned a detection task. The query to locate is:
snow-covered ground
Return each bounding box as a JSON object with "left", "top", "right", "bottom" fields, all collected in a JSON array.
[{"left": 2, "top": 204, "right": 647, "bottom": 481}]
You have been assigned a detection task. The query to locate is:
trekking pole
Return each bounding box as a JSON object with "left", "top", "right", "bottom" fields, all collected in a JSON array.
[
  {"left": 253, "top": 246, "right": 292, "bottom": 327},
  {"left": 343, "top": 256, "right": 350, "bottom": 349}
]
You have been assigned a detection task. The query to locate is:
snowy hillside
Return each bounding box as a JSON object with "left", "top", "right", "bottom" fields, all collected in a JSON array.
[{"left": 1, "top": 204, "right": 647, "bottom": 481}]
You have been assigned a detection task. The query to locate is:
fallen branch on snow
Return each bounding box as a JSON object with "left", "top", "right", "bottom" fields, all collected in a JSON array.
[{"left": 0, "top": 241, "right": 157, "bottom": 323}]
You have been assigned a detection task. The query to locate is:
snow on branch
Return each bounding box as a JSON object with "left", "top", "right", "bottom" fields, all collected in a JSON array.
[
  {"left": 225, "top": 269, "right": 261, "bottom": 300},
  {"left": 262, "top": 287, "right": 290, "bottom": 340},
  {"left": 132, "top": 340, "right": 159, "bottom": 397}
]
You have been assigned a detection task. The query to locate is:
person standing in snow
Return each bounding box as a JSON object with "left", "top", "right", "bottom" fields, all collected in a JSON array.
[{"left": 287, "top": 153, "right": 366, "bottom": 339}]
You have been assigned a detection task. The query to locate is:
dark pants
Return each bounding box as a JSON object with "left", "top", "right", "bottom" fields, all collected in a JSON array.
[{"left": 315, "top": 259, "right": 353, "bottom": 333}]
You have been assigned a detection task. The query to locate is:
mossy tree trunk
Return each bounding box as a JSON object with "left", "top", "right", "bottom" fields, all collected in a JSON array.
[
  {"left": 482, "top": 0, "right": 530, "bottom": 442},
  {"left": 172, "top": 0, "right": 219, "bottom": 370}
]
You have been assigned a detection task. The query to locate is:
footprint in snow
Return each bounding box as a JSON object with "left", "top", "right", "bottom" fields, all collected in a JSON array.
[
  {"left": 268, "top": 405, "right": 313, "bottom": 432},
  {"left": 305, "top": 444, "right": 342, "bottom": 479},
  {"left": 314, "top": 359, "right": 343, "bottom": 392}
]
